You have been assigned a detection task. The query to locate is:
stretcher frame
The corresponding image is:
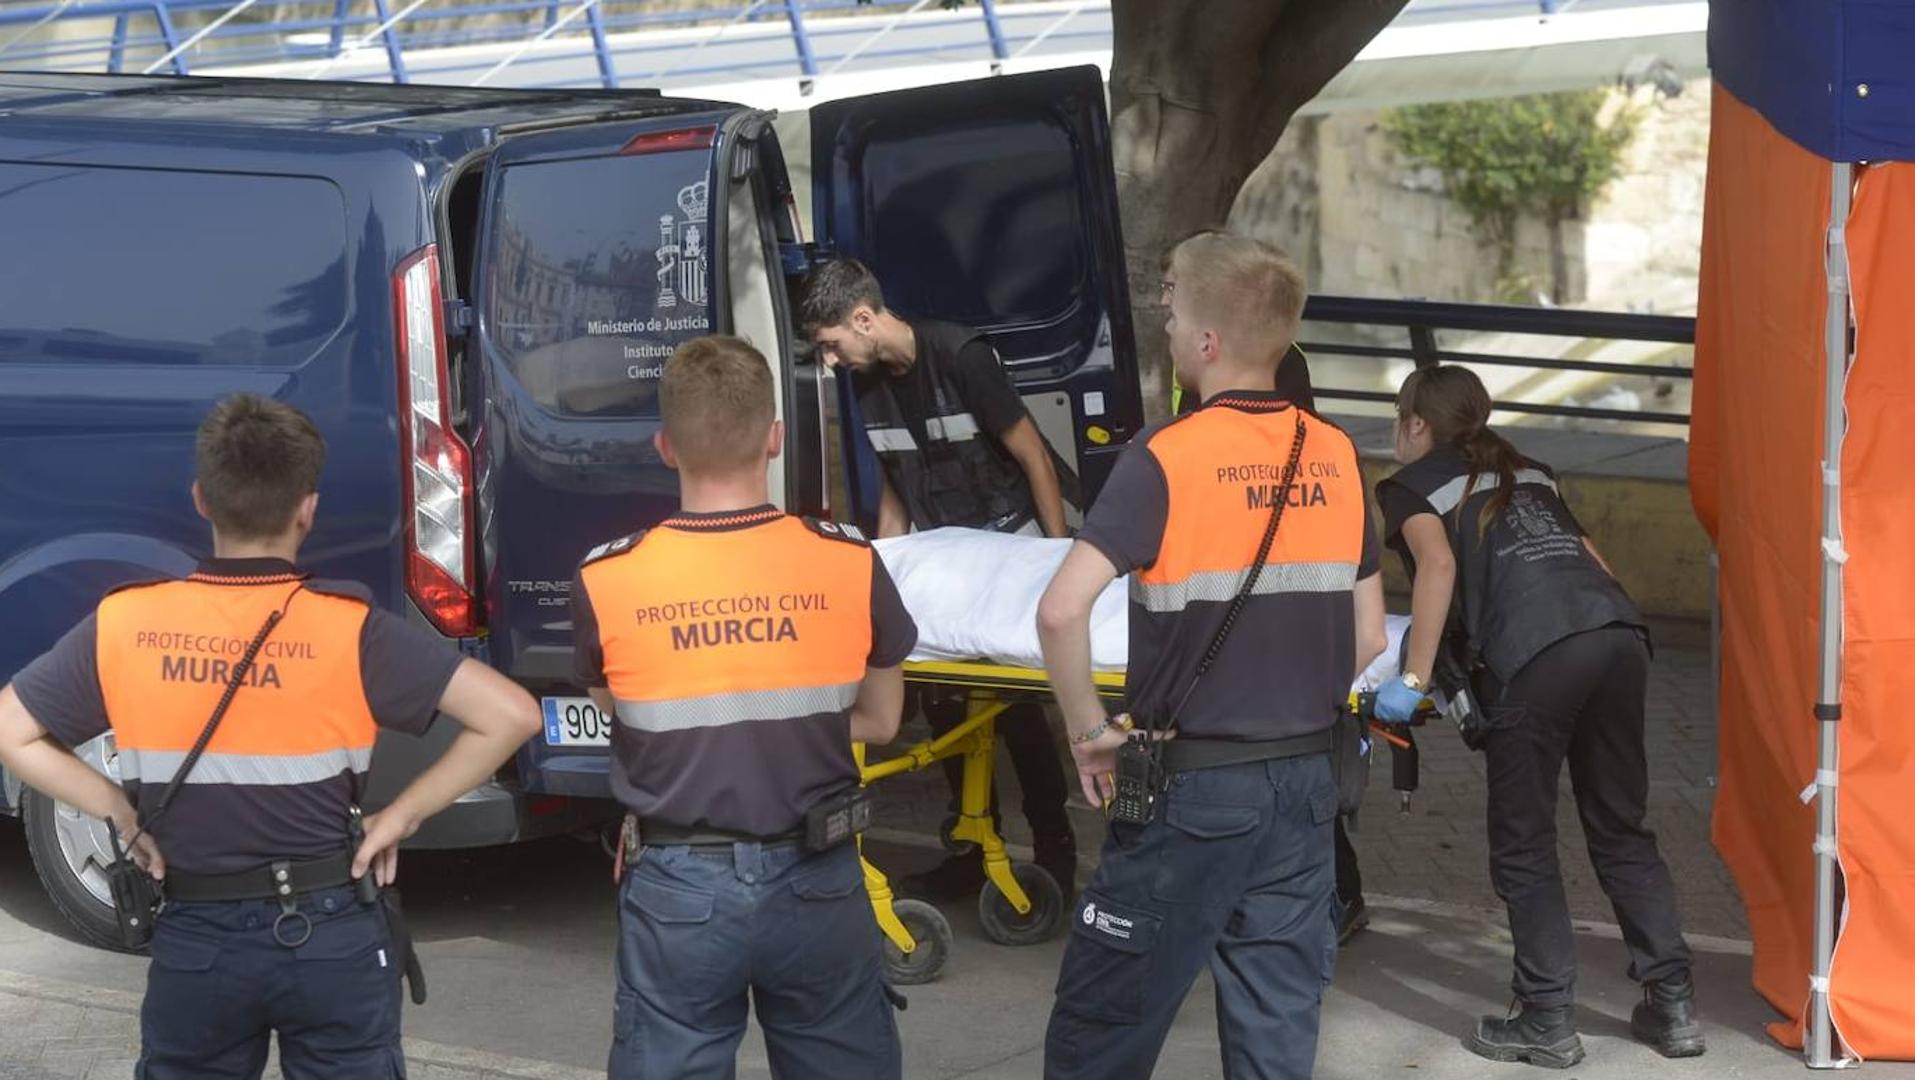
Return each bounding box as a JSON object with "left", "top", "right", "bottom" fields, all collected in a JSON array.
[{"left": 854, "top": 660, "right": 1125, "bottom": 983}]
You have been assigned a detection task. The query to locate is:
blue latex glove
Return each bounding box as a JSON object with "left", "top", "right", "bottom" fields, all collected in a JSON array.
[{"left": 1374, "top": 676, "right": 1422, "bottom": 724}]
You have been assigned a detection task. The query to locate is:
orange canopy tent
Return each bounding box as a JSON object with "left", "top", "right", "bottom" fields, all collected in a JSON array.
[{"left": 1692, "top": 0, "right": 1915, "bottom": 1065}]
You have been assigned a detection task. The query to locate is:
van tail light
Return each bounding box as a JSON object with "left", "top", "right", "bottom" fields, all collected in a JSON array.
[
  {"left": 393, "top": 245, "right": 479, "bottom": 637},
  {"left": 620, "top": 126, "right": 715, "bottom": 156}
]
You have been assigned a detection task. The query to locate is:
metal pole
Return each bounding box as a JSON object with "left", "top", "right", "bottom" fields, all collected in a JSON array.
[
  {"left": 1806, "top": 159, "right": 1853, "bottom": 1070},
  {"left": 110, "top": 13, "right": 131, "bottom": 72},
  {"left": 978, "top": 0, "right": 1007, "bottom": 73},
  {"left": 142, "top": 0, "right": 266, "bottom": 75},
  {"left": 786, "top": 1, "right": 819, "bottom": 87},
  {"left": 327, "top": 0, "right": 349, "bottom": 56},
  {"left": 585, "top": 1, "right": 616, "bottom": 88}
]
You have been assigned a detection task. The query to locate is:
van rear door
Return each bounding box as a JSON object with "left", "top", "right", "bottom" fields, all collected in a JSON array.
[
  {"left": 808, "top": 66, "right": 1143, "bottom": 525},
  {"left": 470, "top": 112, "right": 790, "bottom": 794}
]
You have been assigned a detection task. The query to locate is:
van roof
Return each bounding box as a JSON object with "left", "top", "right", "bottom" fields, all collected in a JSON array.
[{"left": 0, "top": 72, "right": 718, "bottom": 138}]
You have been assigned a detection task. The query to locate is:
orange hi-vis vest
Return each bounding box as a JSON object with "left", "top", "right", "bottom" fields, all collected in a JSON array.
[
  {"left": 1126, "top": 397, "right": 1372, "bottom": 740},
  {"left": 577, "top": 509, "right": 884, "bottom": 837},
  {"left": 96, "top": 568, "right": 379, "bottom": 874}
]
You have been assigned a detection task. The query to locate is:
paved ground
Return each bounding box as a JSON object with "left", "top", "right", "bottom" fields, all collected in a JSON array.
[{"left": 0, "top": 619, "right": 1884, "bottom": 1077}]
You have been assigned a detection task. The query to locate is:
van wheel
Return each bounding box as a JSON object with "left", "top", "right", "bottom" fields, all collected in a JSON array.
[{"left": 21, "top": 735, "right": 137, "bottom": 952}]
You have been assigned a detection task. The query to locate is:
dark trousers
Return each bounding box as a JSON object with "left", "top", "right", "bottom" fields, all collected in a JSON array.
[
  {"left": 1480, "top": 624, "right": 1692, "bottom": 1008},
  {"left": 139, "top": 886, "right": 402, "bottom": 1080},
  {"left": 921, "top": 687, "right": 1073, "bottom": 838},
  {"left": 1044, "top": 755, "right": 1338, "bottom": 1080},
  {"left": 609, "top": 841, "right": 900, "bottom": 1080},
  {"left": 1334, "top": 815, "right": 1363, "bottom": 907}
]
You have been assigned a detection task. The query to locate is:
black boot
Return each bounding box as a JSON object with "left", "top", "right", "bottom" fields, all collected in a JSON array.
[
  {"left": 1033, "top": 832, "right": 1078, "bottom": 905},
  {"left": 1632, "top": 973, "right": 1706, "bottom": 1058},
  {"left": 897, "top": 851, "right": 985, "bottom": 901},
  {"left": 1336, "top": 896, "right": 1370, "bottom": 946},
  {"left": 1465, "top": 1002, "right": 1585, "bottom": 1069}
]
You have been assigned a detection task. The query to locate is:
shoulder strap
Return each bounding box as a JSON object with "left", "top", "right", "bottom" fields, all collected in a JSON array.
[
  {"left": 122, "top": 583, "right": 303, "bottom": 848},
  {"left": 1157, "top": 409, "right": 1308, "bottom": 729},
  {"left": 581, "top": 530, "right": 648, "bottom": 568}
]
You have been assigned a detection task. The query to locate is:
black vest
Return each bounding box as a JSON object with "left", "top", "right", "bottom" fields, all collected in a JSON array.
[
  {"left": 1378, "top": 447, "right": 1646, "bottom": 683},
  {"left": 854, "top": 320, "right": 1035, "bottom": 532}
]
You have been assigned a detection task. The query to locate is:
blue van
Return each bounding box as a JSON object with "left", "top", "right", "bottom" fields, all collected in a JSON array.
[{"left": 0, "top": 68, "right": 1141, "bottom": 947}]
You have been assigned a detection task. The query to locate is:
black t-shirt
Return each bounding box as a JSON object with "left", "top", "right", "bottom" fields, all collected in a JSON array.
[{"left": 870, "top": 322, "right": 1029, "bottom": 444}]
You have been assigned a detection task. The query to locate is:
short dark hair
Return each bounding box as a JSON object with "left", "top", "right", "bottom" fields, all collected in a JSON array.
[
  {"left": 799, "top": 258, "right": 885, "bottom": 333},
  {"left": 194, "top": 393, "right": 326, "bottom": 540},
  {"left": 661, "top": 336, "right": 775, "bottom": 473}
]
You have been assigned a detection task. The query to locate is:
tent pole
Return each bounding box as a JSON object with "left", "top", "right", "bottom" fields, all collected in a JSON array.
[{"left": 1807, "top": 160, "right": 1853, "bottom": 1070}]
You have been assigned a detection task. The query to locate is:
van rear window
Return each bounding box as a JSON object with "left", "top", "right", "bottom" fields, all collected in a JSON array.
[
  {"left": 861, "top": 120, "right": 1087, "bottom": 329},
  {"left": 483, "top": 150, "right": 713, "bottom": 419},
  {"left": 0, "top": 164, "right": 349, "bottom": 368}
]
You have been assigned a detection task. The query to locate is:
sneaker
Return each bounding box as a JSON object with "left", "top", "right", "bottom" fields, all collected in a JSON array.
[
  {"left": 1465, "top": 1002, "right": 1585, "bottom": 1069},
  {"left": 896, "top": 852, "right": 985, "bottom": 901},
  {"left": 1032, "top": 832, "right": 1078, "bottom": 905},
  {"left": 1632, "top": 973, "right": 1707, "bottom": 1058},
  {"left": 1337, "top": 897, "right": 1370, "bottom": 946}
]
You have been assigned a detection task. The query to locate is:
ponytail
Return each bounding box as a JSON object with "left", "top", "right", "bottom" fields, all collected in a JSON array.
[{"left": 1458, "top": 427, "right": 1524, "bottom": 539}]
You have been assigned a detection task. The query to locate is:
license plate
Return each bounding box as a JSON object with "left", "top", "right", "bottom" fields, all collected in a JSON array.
[{"left": 542, "top": 697, "right": 614, "bottom": 747}]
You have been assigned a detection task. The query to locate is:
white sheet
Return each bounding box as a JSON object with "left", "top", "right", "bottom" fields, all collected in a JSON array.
[{"left": 874, "top": 528, "right": 1409, "bottom": 690}]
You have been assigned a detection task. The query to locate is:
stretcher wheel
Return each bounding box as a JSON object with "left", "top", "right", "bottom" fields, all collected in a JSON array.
[
  {"left": 938, "top": 814, "right": 978, "bottom": 855},
  {"left": 883, "top": 899, "right": 953, "bottom": 985},
  {"left": 978, "top": 864, "right": 1065, "bottom": 946}
]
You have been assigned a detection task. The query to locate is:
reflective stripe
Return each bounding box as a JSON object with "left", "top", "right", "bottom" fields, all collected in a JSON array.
[
  {"left": 1131, "top": 561, "right": 1359, "bottom": 613},
  {"left": 119, "top": 747, "right": 372, "bottom": 786},
  {"left": 616, "top": 682, "right": 860, "bottom": 733},
  {"left": 866, "top": 426, "right": 919, "bottom": 453},
  {"left": 924, "top": 412, "right": 981, "bottom": 442},
  {"left": 1424, "top": 468, "right": 1557, "bottom": 515}
]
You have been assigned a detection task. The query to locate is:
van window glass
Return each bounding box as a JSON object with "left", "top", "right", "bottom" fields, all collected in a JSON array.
[
  {"left": 0, "top": 164, "right": 349, "bottom": 368},
  {"left": 483, "top": 150, "right": 713, "bottom": 419},
  {"left": 861, "top": 120, "right": 1086, "bottom": 328}
]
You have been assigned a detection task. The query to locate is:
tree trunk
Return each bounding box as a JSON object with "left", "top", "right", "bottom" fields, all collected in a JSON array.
[{"left": 1110, "top": 0, "right": 1409, "bottom": 419}]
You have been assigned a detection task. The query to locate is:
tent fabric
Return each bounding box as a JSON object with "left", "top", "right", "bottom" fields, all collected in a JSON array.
[
  {"left": 1709, "top": 0, "right": 1915, "bottom": 165},
  {"left": 1824, "top": 159, "right": 1915, "bottom": 1058},
  {"left": 1695, "top": 82, "right": 1915, "bottom": 1058},
  {"left": 1690, "top": 82, "right": 1832, "bottom": 1049}
]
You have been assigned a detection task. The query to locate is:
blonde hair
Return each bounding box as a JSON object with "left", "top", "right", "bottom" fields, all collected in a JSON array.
[
  {"left": 660, "top": 336, "right": 775, "bottom": 473},
  {"left": 1165, "top": 232, "right": 1307, "bottom": 370}
]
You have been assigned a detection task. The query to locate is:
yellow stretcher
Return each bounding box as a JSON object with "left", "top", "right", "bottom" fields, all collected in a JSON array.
[
  {"left": 853, "top": 660, "right": 1126, "bottom": 985},
  {"left": 853, "top": 661, "right": 1426, "bottom": 984}
]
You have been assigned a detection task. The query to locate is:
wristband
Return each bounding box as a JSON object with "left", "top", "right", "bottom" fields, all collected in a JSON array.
[{"left": 1071, "top": 712, "right": 1133, "bottom": 746}]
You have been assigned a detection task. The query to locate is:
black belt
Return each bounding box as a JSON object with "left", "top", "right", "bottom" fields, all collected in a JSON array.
[
  {"left": 640, "top": 822, "right": 805, "bottom": 850},
  {"left": 164, "top": 851, "right": 355, "bottom": 903},
  {"left": 1159, "top": 728, "right": 1334, "bottom": 773}
]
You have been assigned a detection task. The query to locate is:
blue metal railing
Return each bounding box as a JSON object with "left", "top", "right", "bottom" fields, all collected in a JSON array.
[{"left": 0, "top": 0, "right": 1577, "bottom": 87}]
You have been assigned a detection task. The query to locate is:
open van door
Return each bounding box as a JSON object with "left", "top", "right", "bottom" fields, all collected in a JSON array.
[
  {"left": 808, "top": 65, "right": 1142, "bottom": 527},
  {"left": 467, "top": 110, "right": 813, "bottom": 796}
]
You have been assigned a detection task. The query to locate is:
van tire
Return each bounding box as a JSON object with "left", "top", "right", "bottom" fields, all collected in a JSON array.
[{"left": 22, "top": 786, "right": 136, "bottom": 953}]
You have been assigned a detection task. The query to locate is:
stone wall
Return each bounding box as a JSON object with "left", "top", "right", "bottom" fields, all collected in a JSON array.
[{"left": 1228, "top": 78, "right": 1712, "bottom": 316}]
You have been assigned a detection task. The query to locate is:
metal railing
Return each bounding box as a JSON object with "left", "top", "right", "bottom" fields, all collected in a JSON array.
[
  {"left": 0, "top": 0, "right": 1594, "bottom": 88},
  {"left": 1300, "top": 295, "right": 1695, "bottom": 428}
]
